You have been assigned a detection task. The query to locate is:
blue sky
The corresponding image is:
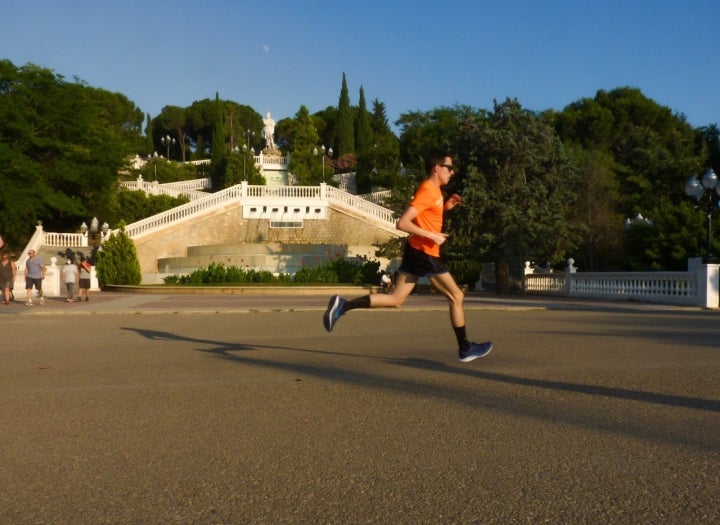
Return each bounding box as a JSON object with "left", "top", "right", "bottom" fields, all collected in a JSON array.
[{"left": 3, "top": 0, "right": 719, "bottom": 132}]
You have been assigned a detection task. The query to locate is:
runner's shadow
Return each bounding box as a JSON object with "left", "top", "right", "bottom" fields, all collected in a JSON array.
[
  {"left": 385, "top": 356, "right": 720, "bottom": 413},
  {"left": 120, "top": 326, "right": 285, "bottom": 354}
]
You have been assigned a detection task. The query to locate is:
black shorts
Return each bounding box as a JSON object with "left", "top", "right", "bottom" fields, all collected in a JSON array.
[
  {"left": 25, "top": 277, "right": 42, "bottom": 290},
  {"left": 79, "top": 278, "right": 91, "bottom": 289},
  {"left": 398, "top": 242, "right": 448, "bottom": 277}
]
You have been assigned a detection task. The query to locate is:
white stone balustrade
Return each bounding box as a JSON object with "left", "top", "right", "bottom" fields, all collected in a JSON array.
[{"left": 523, "top": 259, "right": 718, "bottom": 308}]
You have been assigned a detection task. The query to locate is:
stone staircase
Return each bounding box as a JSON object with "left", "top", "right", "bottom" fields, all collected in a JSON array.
[{"left": 158, "top": 243, "right": 377, "bottom": 276}]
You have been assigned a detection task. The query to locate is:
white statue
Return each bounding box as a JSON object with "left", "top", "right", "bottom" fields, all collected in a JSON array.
[{"left": 263, "top": 112, "right": 276, "bottom": 150}]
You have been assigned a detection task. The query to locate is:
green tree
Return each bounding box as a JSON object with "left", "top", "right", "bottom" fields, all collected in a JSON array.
[
  {"left": 144, "top": 113, "right": 154, "bottom": 155},
  {"left": 210, "top": 93, "right": 227, "bottom": 189},
  {"left": 287, "top": 106, "right": 321, "bottom": 185},
  {"left": 95, "top": 224, "right": 142, "bottom": 286},
  {"left": 355, "top": 101, "right": 401, "bottom": 193},
  {"left": 336, "top": 72, "right": 354, "bottom": 156},
  {"left": 0, "top": 60, "right": 143, "bottom": 248},
  {"left": 355, "top": 86, "right": 372, "bottom": 153},
  {"left": 554, "top": 87, "right": 706, "bottom": 270},
  {"left": 155, "top": 106, "right": 186, "bottom": 161},
  {"left": 453, "top": 99, "right": 583, "bottom": 292},
  {"left": 113, "top": 189, "right": 190, "bottom": 224}
]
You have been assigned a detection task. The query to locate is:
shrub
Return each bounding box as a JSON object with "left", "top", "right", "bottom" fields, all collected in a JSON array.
[
  {"left": 162, "top": 256, "right": 383, "bottom": 286},
  {"left": 95, "top": 224, "right": 142, "bottom": 287}
]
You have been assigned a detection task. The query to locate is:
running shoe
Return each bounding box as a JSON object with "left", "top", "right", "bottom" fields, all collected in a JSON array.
[
  {"left": 323, "top": 295, "right": 346, "bottom": 332},
  {"left": 459, "top": 341, "right": 493, "bottom": 362}
]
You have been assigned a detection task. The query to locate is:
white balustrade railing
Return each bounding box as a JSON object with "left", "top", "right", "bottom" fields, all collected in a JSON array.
[
  {"left": 570, "top": 272, "right": 697, "bottom": 304},
  {"left": 357, "top": 190, "right": 393, "bottom": 206},
  {"left": 124, "top": 184, "right": 244, "bottom": 239},
  {"left": 159, "top": 178, "right": 211, "bottom": 191},
  {"left": 523, "top": 259, "right": 718, "bottom": 308},
  {"left": 245, "top": 185, "right": 321, "bottom": 199},
  {"left": 326, "top": 186, "right": 397, "bottom": 228},
  {"left": 44, "top": 232, "right": 87, "bottom": 248},
  {"left": 120, "top": 178, "right": 209, "bottom": 201}
]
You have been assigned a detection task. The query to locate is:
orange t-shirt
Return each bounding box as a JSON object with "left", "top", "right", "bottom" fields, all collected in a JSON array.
[{"left": 407, "top": 179, "right": 444, "bottom": 257}]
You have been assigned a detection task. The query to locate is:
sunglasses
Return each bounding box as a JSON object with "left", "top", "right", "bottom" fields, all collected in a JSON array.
[{"left": 438, "top": 163, "right": 456, "bottom": 171}]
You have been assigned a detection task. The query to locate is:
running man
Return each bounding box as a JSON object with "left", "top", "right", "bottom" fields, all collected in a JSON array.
[{"left": 323, "top": 150, "right": 493, "bottom": 362}]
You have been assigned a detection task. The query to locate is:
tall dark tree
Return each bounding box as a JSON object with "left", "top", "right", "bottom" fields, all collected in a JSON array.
[
  {"left": 144, "top": 113, "right": 154, "bottom": 156},
  {"left": 336, "top": 72, "right": 355, "bottom": 157},
  {"left": 355, "top": 86, "right": 372, "bottom": 153},
  {"left": 210, "top": 93, "right": 227, "bottom": 190}
]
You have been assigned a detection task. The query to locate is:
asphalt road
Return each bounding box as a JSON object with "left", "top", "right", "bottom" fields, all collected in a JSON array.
[{"left": 0, "top": 295, "right": 718, "bottom": 523}]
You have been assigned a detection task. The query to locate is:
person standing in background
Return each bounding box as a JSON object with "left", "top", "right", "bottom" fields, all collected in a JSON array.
[
  {"left": 25, "top": 249, "right": 45, "bottom": 306},
  {"left": 0, "top": 252, "right": 16, "bottom": 304},
  {"left": 62, "top": 258, "right": 78, "bottom": 302},
  {"left": 78, "top": 256, "right": 92, "bottom": 301}
]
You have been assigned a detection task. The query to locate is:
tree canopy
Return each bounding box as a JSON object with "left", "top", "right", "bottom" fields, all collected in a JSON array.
[
  {"left": 2, "top": 60, "right": 718, "bottom": 283},
  {"left": 0, "top": 59, "right": 143, "bottom": 247}
]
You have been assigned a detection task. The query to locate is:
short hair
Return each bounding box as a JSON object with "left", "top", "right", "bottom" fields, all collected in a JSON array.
[{"left": 424, "top": 149, "right": 451, "bottom": 175}]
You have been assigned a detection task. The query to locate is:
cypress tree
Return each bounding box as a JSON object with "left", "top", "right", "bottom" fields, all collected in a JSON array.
[
  {"left": 211, "top": 93, "right": 227, "bottom": 189},
  {"left": 355, "top": 86, "right": 372, "bottom": 153},
  {"left": 336, "top": 73, "right": 354, "bottom": 156}
]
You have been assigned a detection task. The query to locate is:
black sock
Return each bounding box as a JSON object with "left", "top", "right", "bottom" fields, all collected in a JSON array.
[
  {"left": 454, "top": 326, "right": 470, "bottom": 351},
  {"left": 343, "top": 295, "right": 371, "bottom": 313}
]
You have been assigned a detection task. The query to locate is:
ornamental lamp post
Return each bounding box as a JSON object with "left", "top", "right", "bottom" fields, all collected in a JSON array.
[
  {"left": 80, "top": 218, "right": 110, "bottom": 249},
  {"left": 313, "top": 145, "right": 334, "bottom": 182},
  {"left": 245, "top": 129, "right": 255, "bottom": 150},
  {"left": 148, "top": 151, "right": 159, "bottom": 181},
  {"left": 685, "top": 167, "right": 720, "bottom": 263},
  {"left": 241, "top": 144, "right": 255, "bottom": 182},
  {"left": 161, "top": 135, "right": 175, "bottom": 159}
]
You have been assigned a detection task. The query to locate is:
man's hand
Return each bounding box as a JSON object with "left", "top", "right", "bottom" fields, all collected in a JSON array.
[
  {"left": 430, "top": 232, "right": 449, "bottom": 246},
  {"left": 445, "top": 193, "right": 462, "bottom": 210}
]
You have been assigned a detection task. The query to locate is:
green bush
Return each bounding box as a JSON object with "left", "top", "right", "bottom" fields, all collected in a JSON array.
[
  {"left": 162, "top": 257, "right": 383, "bottom": 286},
  {"left": 95, "top": 225, "right": 142, "bottom": 287}
]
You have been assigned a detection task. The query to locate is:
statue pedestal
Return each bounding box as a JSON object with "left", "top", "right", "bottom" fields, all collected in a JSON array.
[{"left": 256, "top": 149, "right": 289, "bottom": 186}]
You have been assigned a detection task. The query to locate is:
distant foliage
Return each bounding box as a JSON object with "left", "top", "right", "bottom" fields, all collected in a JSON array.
[
  {"left": 163, "top": 262, "right": 291, "bottom": 284},
  {"left": 163, "top": 258, "right": 382, "bottom": 286}
]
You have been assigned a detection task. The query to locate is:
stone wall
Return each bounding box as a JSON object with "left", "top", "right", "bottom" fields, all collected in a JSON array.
[{"left": 134, "top": 201, "right": 403, "bottom": 283}]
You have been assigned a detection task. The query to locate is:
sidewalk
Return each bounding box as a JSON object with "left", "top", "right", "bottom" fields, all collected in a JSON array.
[{"left": 0, "top": 288, "right": 699, "bottom": 315}]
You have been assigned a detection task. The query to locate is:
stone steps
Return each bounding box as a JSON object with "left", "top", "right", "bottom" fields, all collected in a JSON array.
[{"left": 157, "top": 242, "right": 379, "bottom": 275}]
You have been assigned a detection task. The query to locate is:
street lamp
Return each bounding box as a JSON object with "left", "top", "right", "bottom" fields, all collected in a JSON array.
[
  {"left": 241, "top": 144, "right": 255, "bottom": 182},
  {"left": 148, "top": 151, "right": 159, "bottom": 182},
  {"left": 245, "top": 129, "right": 255, "bottom": 150},
  {"left": 161, "top": 135, "right": 175, "bottom": 159},
  {"left": 685, "top": 167, "right": 720, "bottom": 263},
  {"left": 81, "top": 217, "right": 110, "bottom": 248},
  {"left": 313, "top": 145, "right": 334, "bottom": 182},
  {"left": 624, "top": 213, "right": 654, "bottom": 230}
]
